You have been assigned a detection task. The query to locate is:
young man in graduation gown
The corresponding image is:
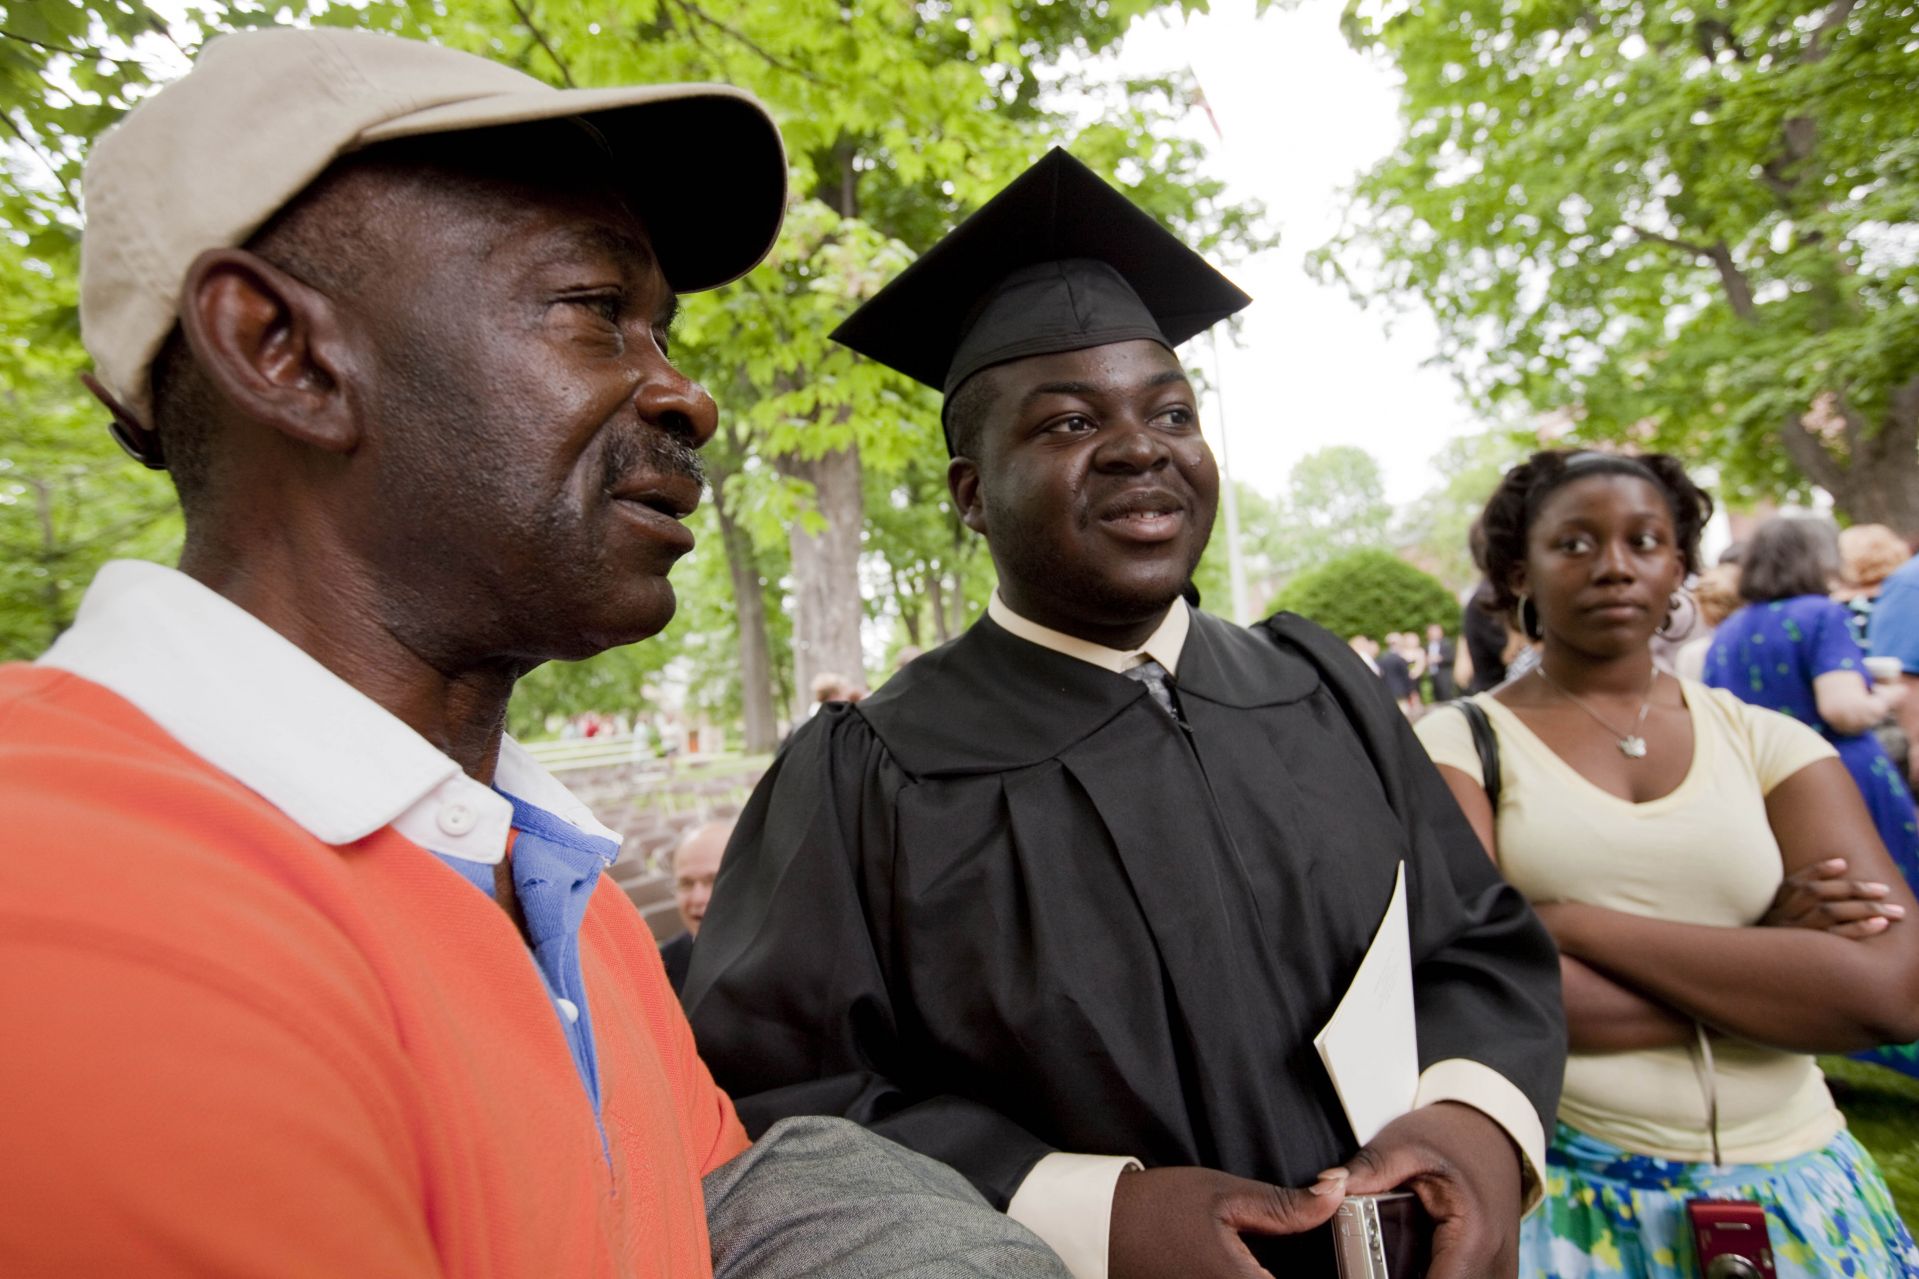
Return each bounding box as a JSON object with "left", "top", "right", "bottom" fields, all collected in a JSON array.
[{"left": 683, "top": 150, "right": 1565, "bottom": 1279}]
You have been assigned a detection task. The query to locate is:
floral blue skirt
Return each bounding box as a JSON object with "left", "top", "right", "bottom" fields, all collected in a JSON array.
[{"left": 1521, "top": 1123, "right": 1919, "bottom": 1278}]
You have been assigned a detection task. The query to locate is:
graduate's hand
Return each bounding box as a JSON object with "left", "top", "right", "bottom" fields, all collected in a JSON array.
[
  {"left": 1324, "top": 1101, "right": 1522, "bottom": 1279},
  {"left": 1108, "top": 1165, "right": 1342, "bottom": 1279}
]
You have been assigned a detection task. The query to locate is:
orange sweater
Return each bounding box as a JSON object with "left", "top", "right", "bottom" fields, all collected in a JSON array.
[{"left": 0, "top": 665, "right": 749, "bottom": 1276}]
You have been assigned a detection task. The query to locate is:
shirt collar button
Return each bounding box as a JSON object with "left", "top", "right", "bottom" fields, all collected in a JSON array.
[{"left": 437, "top": 802, "right": 478, "bottom": 836}]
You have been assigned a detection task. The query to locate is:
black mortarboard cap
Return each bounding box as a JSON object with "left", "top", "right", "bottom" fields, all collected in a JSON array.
[{"left": 830, "top": 148, "right": 1251, "bottom": 447}]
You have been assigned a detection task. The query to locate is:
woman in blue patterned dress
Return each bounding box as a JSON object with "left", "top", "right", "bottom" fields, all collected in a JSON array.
[
  {"left": 1704, "top": 517, "right": 1919, "bottom": 895},
  {"left": 1706, "top": 517, "right": 1919, "bottom": 1080}
]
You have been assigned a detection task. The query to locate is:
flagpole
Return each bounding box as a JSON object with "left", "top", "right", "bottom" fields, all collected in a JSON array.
[
  {"left": 1208, "top": 328, "right": 1251, "bottom": 624},
  {"left": 1188, "top": 48, "right": 1252, "bottom": 625}
]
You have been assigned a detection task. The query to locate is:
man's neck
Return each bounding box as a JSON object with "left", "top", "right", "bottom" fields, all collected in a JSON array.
[
  {"left": 181, "top": 543, "right": 518, "bottom": 783},
  {"left": 994, "top": 586, "right": 1177, "bottom": 653}
]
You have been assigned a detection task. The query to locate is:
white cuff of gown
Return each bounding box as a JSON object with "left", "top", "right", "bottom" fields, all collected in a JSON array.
[
  {"left": 1005, "top": 1151, "right": 1142, "bottom": 1279},
  {"left": 1413, "top": 1057, "right": 1547, "bottom": 1215}
]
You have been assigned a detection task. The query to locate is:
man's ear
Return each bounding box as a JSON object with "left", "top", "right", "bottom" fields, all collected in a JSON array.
[
  {"left": 177, "top": 247, "right": 360, "bottom": 456},
  {"left": 948, "top": 454, "right": 987, "bottom": 536}
]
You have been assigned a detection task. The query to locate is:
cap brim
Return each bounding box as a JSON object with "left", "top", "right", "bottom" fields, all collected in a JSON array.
[
  {"left": 362, "top": 84, "right": 785, "bottom": 293},
  {"left": 829, "top": 148, "right": 1249, "bottom": 390}
]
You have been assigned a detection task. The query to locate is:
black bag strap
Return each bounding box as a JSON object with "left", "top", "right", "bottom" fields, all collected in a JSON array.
[{"left": 1452, "top": 698, "right": 1501, "bottom": 810}]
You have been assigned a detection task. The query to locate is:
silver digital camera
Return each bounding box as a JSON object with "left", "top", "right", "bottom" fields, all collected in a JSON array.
[{"left": 1332, "top": 1192, "right": 1431, "bottom": 1279}]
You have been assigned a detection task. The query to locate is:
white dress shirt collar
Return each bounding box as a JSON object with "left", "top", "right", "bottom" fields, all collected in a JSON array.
[
  {"left": 987, "top": 591, "right": 1191, "bottom": 677},
  {"left": 37, "top": 560, "right": 618, "bottom": 865}
]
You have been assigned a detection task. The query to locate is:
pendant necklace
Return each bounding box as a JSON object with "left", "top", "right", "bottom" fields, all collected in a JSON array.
[{"left": 1535, "top": 666, "right": 1659, "bottom": 759}]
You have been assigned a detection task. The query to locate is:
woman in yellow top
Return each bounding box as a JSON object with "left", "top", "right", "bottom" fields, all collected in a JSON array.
[{"left": 1416, "top": 449, "right": 1919, "bottom": 1279}]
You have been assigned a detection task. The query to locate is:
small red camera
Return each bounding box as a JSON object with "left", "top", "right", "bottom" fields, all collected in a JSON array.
[{"left": 1687, "top": 1199, "right": 1776, "bottom": 1279}]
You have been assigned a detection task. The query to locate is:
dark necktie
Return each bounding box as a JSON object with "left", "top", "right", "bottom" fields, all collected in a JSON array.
[{"left": 1124, "top": 658, "right": 1180, "bottom": 720}]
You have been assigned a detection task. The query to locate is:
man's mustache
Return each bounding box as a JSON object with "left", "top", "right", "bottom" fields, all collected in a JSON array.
[{"left": 603, "top": 425, "right": 705, "bottom": 496}]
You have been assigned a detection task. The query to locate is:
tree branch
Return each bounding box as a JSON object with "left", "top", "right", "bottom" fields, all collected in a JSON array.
[
  {"left": 1693, "top": 20, "right": 1748, "bottom": 63},
  {"left": 1758, "top": 0, "right": 1855, "bottom": 204},
  {"left": 1777, "top": 412, "right": 1845, "bottom": 492},
  {"left": 1704, "top": 242, "right": 1757, "bottom": 320},
  {"left": 1627, "top": 223, "right": 1758, "bottom": 318},
  {"left": 0, "top": 29, "right": 146, "bottom": 65},
  {"left": 1625, "top": 222, "right": 1714, "bottom": 260},
  {"left": 1835, "top": 389, "right": 1870, "bottom": 458},
  {"left": 655, "top": 3, "right": 720, "bottom": 63},
  {"left": 663, "top": 0, "right": 826, "bottom": 85},
  {"left": 0, "top": 109, "right": 79, "bottom": 214},
  {"left": 149, "top": 19, "right": 194, "bottom": 64},
  {"left": 1889, "top": 374, "right": 1919, "bottom": 451},
  {"left": 506, "top": 0, "right": 576, "bottom": 88},
  {"left": 1806, "top": 0, "right": 1860, "bottom": 61},
  {"left": 1757, "top": 163, "right": 1799, "bottom": 202}
]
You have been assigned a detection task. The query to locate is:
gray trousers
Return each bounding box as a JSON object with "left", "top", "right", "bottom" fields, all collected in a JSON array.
[{"left": 705, "top": 1116, "right": 1072, "bottom": 1278}]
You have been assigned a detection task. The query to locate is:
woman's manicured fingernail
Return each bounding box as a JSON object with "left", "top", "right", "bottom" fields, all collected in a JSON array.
[{"left": 1882, "top": 903, "right": 1906, "bottom": 918}]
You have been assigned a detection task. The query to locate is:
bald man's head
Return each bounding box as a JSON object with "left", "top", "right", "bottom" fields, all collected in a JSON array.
[{"left": 671, "top": 819, "right": 733, "bottom": 936}]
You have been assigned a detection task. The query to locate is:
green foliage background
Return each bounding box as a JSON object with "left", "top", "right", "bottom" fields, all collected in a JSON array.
[
  {"left": 1819, "top": 1056, "right": 1919, "bottom": 1228},
  {"left": 1271, "top": 547, "right": 1459, "bottom": 641},
  {"left": 1321, "top": 0, "right": 1919, "bottom": 528},
  {"left": 0, "top": 0, "right": 1276, "bottom": 738}
]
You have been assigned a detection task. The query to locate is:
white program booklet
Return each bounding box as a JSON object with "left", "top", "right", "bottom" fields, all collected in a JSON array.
[{"left": 1313, "top": 861, "right": 1418, "bottom": 1146}]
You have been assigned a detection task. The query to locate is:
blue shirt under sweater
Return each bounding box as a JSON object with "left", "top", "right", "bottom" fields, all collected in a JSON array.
[{"left": 431, "top": 790, "right": 617, "bottom": 1118}]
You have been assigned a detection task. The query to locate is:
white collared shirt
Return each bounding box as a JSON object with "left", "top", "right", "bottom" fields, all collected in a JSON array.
[
  {"left": 987, "top": 591, "right": 1190, "bottom": 676},
  {"left": 36, "top": 559, "right": 619, "bottom": 865}
]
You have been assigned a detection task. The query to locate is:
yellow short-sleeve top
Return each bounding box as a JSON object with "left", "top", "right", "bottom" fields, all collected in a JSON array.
[{"left": 1415, "top": 680, "right": 1842, "bottom": 1163}]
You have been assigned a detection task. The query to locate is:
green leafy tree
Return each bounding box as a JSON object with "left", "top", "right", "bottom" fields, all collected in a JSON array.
[
  {"left": 1192, "top": 476, "right": 1288, "bottom": 619},
  {"left": 505, "top": 628, "right": 676, "bottom": 742},
  {"left": 0, "top": 1, "right": 193, "bottom": 659},
  {"left": 703, "top": 425, "right": 786, "bottom": 751},
  {"left": 1273, "top": 444, "right": 1391, "bottom": 576},
  {"left": 1323, "top": 0, "right": 1919, "bottom": 529},
  {"left": 863, "top": 445, "right": 994, "bottom": 660},
  {"left": 1270, "top": 547, "right": 1458, "bottom": 642},
  {"left": 0, "top": 1, "right": 1268, "bottom": 733},
  {"left": 1394, "top": 429, "right": 1531, "bottom": 592},
  {"left": 332, "top": 0, "right": 1263, "bottom": 709}
]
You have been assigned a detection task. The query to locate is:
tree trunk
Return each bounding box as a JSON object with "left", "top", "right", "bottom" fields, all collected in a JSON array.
[
  {"left": 776, "top": 442, "right": 867, "bottom": 706},
  {"left": 944, "top": 520, "right": 979, "bottom": 639},
  {"left": 30, "top": 476, "right": 60, "bottom": 647},
  {"left": 953, "top": 574, "right": 974, "bottom": 637},
  {"left": 892, "top": 566, "right": 923, "bottom": 649},
  {"left": 927, "top": 575, "right": 948, "bottom": 644},
  {"left": 1777, "top": 376, "right": 1919, "bottom": 534},
  {"left": 708, "top": 466, "right": 779, "bottom": 754}
]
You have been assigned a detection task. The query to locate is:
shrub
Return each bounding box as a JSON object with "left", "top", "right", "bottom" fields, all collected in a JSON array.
[{"left": 1269, "top": 548, "right": 1459, "bottom": 641}]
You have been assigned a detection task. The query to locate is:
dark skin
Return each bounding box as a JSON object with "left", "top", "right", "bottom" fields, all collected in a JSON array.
[
  {"left": 950, "top": 340, "right": 1217, "bottom": 651},
  {"left": 173, "top": 159, "right": 716, "bottom": 929},
  {"left": 950, "top": 339, "right": 1524, "bottom": 1279},
  {"left": 1435, "top": 474, "right": 1919, "bottom": 1055}
]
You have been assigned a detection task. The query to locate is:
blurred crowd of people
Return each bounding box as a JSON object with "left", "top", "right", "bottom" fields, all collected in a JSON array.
[{"left": 1348, "top": 625, "right": 1460, "bottom": 716}]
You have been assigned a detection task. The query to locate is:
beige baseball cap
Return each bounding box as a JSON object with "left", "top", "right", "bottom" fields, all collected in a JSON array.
[{"left": 80, "top": 25, "right": 787, "bottom": 437}]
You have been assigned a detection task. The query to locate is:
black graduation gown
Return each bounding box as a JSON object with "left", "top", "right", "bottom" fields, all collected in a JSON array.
[{"left": 683, "top": 609, "right": 1564, "bottom": 1210}]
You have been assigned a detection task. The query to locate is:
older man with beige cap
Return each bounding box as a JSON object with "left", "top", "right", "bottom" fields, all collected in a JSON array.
[{"left": 0, "top": 26, "right": 1065, "bottom": 1279}]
